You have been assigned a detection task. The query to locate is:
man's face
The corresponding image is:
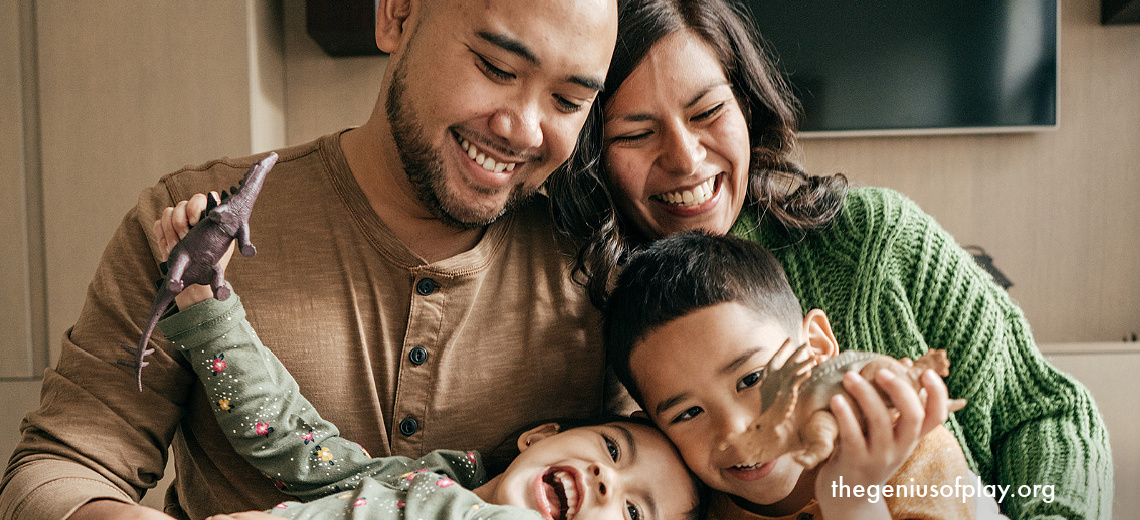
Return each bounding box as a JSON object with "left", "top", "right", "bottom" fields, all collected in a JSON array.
[{"left": 386, "top": 0, "right": 617, "bottom": 228}]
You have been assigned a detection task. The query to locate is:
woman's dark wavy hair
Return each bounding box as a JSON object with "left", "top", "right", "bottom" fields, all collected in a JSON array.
[{"left": 547, "top": 0, "right": 849, "bottom": 308}]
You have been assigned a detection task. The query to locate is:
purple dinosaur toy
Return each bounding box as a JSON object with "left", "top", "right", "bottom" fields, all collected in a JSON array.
[{"left": 120, "top": 152, "right": 277, "bottom": 391}]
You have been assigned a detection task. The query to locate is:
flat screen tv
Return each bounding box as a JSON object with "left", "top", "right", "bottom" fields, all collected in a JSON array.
[{"left": 737, "top": 0, "right": 1058, "bottom": 136}]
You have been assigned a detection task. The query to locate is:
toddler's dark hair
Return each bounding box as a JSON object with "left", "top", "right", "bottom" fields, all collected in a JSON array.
[{"left": 603, "top": 231, "right": 803, "bottom": 406}]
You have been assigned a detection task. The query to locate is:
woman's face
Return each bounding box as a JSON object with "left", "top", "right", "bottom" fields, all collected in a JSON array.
[{"left": 603, "top": 30, "right": 751, "bottom": 239}]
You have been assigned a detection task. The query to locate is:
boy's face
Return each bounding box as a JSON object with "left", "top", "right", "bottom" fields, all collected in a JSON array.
[{"left": 629, "top": 302, "right": 828, "bottom": 506}]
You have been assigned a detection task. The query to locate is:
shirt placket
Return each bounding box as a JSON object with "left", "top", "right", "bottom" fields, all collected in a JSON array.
[{"left": 391, "top": 269, "right": 445, "bottom": 455}]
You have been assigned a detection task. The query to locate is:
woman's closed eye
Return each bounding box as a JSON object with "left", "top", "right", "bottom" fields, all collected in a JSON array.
[{"left": 692, "top": 102, "right": 725, "bottom": 122}]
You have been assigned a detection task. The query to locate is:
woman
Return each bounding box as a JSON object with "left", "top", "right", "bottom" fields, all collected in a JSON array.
[{"left": 546, "top": 0, "right": 1111, "bottom": 518}]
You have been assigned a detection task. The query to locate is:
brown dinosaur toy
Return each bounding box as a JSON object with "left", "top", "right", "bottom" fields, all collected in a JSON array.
[{"left": 745, "top": 344, "right": 967, "bottom": 470}]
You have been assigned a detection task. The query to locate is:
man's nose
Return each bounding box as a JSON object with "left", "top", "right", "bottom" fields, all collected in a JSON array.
[
  {"left": 488, "top": 97, "right": 543, "bottom": 152},
  {"left": 658, "top": 124, "right": 706, "bottom": 176}
]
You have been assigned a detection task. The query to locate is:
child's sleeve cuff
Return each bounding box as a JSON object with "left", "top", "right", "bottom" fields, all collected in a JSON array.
[{"left": 157, "top": 285, "right": 246, "bottom": 351}]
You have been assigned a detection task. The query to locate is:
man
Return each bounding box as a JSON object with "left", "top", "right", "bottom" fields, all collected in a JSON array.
[{"left": 0, "top": 0, "right": 618, "bottom": 518}]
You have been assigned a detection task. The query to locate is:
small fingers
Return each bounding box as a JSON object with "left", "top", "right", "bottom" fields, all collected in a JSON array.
[
  {"left": 874, "top": 369, "right": 924, "bottom": 445},
  {"left": 842, "top": 370, "right": 894, "bottom": 447},
  {"left": 829, "top": 392, "right": 865, "bottom": 454},
  {"left": 918, "top": 369, "right": 950, "bottom": 435}
]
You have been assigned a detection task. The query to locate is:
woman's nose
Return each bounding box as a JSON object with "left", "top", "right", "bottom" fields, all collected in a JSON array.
[{"left": 658, "top": 124, "right": 706, "bottom": 176}]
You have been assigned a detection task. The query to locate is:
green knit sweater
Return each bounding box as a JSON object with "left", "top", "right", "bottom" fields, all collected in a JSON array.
[{"left": 729, "top": 187, "right": 1112, "bottom": 520}]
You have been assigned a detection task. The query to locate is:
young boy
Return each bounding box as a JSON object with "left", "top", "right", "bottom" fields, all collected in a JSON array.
[{"left": 603, "top": 231, "right": 997, "bottom": 520}]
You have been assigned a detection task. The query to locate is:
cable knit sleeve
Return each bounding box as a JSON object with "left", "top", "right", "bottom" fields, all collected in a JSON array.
[{"left": 863, "top": 188, "right": 1112, "bottom": 520}]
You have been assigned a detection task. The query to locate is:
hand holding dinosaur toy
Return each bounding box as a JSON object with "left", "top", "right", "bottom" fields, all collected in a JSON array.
[
  {"left": 120, "top": 152, "right": 277, "bottom": 391},
  {"left": 743, "top": 341, "right": 967, "bottom": 471}
]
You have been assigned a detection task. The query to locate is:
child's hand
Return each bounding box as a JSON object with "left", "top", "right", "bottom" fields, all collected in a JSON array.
[
  {"left": 814, "top": 368, "right": 928, "bottom": 519},
  {"left": 153, "top": 192, "right": 235, "bottom": 309}
]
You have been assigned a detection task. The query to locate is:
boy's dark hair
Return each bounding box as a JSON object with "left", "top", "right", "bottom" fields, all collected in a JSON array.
[{"left": 603, "top": 231, "right": 803, "bottom": 406}]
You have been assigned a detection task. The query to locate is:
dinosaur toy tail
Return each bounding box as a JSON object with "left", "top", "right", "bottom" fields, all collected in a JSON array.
[{"left": 119, "top": 285, "right": 175, "bottom": 391}]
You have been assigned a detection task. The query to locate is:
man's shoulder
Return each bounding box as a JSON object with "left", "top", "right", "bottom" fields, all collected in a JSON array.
[{"left": 157, "top": 137, "right": 328, "bottom": 202}]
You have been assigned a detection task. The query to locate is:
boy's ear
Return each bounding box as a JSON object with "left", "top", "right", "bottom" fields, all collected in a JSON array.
[
  {"left": 376, "top": 0, "right": 414, "bottom": 53},
  {"left": 801, "top": 309, "right": 838, "bottom": 360},
  {"left": 517, "top": 422, "right": 560, "bottom": 452}
]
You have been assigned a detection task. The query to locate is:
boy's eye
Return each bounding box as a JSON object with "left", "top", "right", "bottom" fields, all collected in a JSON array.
[
  {"left": 627, "top": 503, "right": 641, "bottom": 520},
  {"left": 604, "top": 434, "right": 619, "bottom": 461},
  {"left": 672, "top": 406, "right": 703, "bottom": 423},
  {"left": 737, "top": 371, "right": 762, "bottom": 390}
]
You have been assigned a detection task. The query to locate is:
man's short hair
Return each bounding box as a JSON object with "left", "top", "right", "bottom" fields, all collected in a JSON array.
[{"left": 603, "top": 231, "right": 803, "bottom": 405}]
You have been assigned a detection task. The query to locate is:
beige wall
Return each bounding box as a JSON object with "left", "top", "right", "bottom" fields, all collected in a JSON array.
[
  {"left": 1, "top": 0, "right": 1137, "bottom": 511},
  {"left": 797, "top": 0, "right": 1140, "bottom": 343}
]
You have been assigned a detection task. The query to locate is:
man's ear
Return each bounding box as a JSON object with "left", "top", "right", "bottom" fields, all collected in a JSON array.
[
  {"left": 802, "top": 308, "right": 838, "bottom": 361},
  {"left": 376, "top": 0, "right": 414, "bottom": 53},
  {"left": 517, "top": 422, "right": 560, "bottom": 452}
]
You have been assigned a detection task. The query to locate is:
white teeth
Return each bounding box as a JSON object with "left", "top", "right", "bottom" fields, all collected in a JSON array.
[
  {"left": 656, "top": 177, "right": 717, "bottom": 206},
  {"left": 556, "top": 471, "right": 578, "bottom": 520},
  {"left": 460, "top": 138, "right": 517, "bottom": 174}
]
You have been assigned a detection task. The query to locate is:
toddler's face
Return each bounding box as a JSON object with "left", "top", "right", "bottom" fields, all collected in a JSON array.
[
  {"left": 484, "top": 422, "right": 698, "bottom": 520},
  {"left": 629, "top": 302, "right": 815, "bottom": 506}
]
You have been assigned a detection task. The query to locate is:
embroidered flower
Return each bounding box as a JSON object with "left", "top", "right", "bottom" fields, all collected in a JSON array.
[
  {"left": 397, "top": 501, "right": 406, "bottom": 508},
  {"left": 208, "top": 354, "right": 226, "bottom": 375},
  {"left": 217, "top": 398, "right": 231, "bottom": 412},
  {"left": 353, "top": 498, "right": 367, "bottom": 507},
  {"left": 466, "top": 451, "right": 477, "bottom": 465},
  {"left": 301, "top": 432, "right": 314, "bottom": 444},
  {"left": 437, "top": 478, "right": 455, "bottom": 488},
  {"left": 317, "top": 446, "right": 334, "bottom": 463},
  {"left": 402, "top": 469, "right": 428, "bottom": 482},
  {"left": 274, "top": 503, "right": 287, "bottom": 509},
  {"left": 254, "top": 422, "right": 274, "bottom": 436},
  {"left": 358, "top": 443, "right": 370, "bottom": 458},
  {"left": 337, "top": 493, "right": 353, "bottom": 499}
]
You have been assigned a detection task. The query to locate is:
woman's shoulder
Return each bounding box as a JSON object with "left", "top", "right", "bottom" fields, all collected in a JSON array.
[{"left": 837, "top": 186, "right": 930, "bottom": 231}]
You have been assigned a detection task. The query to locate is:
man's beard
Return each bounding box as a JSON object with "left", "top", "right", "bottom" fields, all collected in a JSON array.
[{"left": 385, "top": 53, "right": 532, "bottom": 231}]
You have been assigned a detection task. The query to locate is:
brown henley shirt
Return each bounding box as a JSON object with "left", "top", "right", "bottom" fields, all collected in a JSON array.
[{"left": 0, "top": 132, "right": 606, "bottom": 519}]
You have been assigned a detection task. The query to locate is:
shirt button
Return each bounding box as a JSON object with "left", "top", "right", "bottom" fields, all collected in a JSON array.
[
  {"left": 399, "top": 417, "right": 418, "bottom": 436},
  {"left": 415, "top": 278, "right": 437, "bottom": 296},
  {"left": 409, "top": 346, "right": 428, "bottom": 366}
]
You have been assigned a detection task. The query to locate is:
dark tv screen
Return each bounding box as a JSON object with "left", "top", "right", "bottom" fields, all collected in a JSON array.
[{"left": 738, "top": 0, "right": 1058, "bottom": 135}]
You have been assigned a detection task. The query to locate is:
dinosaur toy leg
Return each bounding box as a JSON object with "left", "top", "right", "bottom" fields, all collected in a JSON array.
[{"left": 794, "top": 410, "right": 839, "bottom": 469}]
